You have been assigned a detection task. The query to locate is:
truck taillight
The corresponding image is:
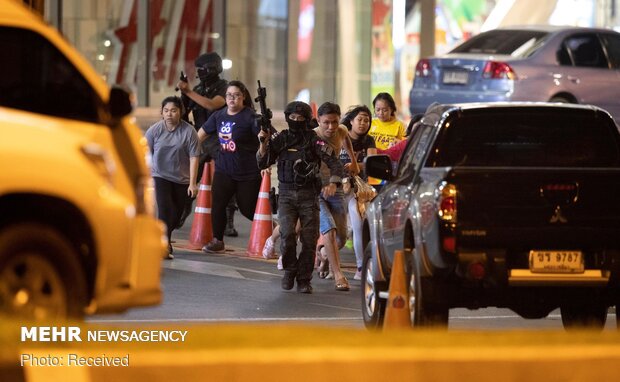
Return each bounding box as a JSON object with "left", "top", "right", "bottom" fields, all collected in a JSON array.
[
  {"left": 482, "top": 61, "right": 516, "bottom": 80},
  {"left": 442, "top": 236, "right": 456, "bottom": 253},
  {"left": 415, "top": 59, "right": 431, "bottom": 78},
  {"left": 438, "top": 182, "right": 457, "bottom": 222}
]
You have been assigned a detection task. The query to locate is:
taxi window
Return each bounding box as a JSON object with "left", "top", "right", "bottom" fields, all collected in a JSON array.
[{"left": 0, "top": 26, "right": 100, "bottom": 123}]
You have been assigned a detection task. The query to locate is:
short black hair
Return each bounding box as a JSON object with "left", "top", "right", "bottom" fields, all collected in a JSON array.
[
  {"left": 161, "top": 96, "right": 185, "bottom": 115},
  {"left": 317, "top": 101, "right": 341, "bottom": 117},
  {"left": 227, "top": 80, "right": 254, "bottom": 110},
  {"left": 372, "top": 92, "right": 397, "bottom": 116},
  {"left": 341, "top": 104, "right": 372, "bottom": 130}
]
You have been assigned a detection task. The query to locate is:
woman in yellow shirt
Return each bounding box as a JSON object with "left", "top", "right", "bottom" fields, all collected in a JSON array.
[{"left": 368, "top": 92, "right": 406, "bottom": 150}]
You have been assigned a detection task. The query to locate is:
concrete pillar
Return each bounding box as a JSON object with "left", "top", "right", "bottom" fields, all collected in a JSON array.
[
  {"left": 420, "top": 0, "right": 435, "bottom": 58},
  {"left": 137, "top": 0, "right": 150, "bottom": 106}
]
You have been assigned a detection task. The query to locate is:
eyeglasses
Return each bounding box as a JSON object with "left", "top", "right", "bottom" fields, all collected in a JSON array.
[{"left": 225, "top": 93, "right": 243, "bottom": 100}]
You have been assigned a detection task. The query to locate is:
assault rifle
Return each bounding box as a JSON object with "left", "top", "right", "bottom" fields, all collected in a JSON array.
[{"left": 255, "top": 80, "right": 273, "bottom": 142}]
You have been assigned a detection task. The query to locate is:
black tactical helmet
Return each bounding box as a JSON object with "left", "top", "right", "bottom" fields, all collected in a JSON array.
[
  {"left": 284, "top": 101, "right": 313, "bottom": 121},
  {"left": 194, "top": 52, "right": 223, "bottom": 73}
]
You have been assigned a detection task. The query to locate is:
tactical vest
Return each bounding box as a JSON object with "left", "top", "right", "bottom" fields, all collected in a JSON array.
[
  {"left": 189, "top": 78, "right": 228, "bottom": 128},
  {"left": 277, "top": 131, "right": 320, "bottom": 190}
]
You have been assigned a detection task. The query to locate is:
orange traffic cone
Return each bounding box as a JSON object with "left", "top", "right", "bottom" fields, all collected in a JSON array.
[
  {"left": 246, "top": 173, "right": 273, "bottom": 257},
  {"left": 383, "top": 250, "right": 411, "bottom": 329},
  {"left": 187, "top": 162, "right": 213, "bottom": 250}
]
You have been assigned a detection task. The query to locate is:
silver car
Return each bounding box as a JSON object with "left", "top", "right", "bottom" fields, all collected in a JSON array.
[{"left": 409, "top": 26, "right": 620, "bottom": 123}]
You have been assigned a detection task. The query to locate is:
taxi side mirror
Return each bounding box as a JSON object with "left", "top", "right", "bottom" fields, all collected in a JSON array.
[{"left": 109, "top": 86, "right": 134, "bottom": 120}]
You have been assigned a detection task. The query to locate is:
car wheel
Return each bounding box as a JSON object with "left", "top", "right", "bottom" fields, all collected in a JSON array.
[
  {"left": 361, "top": 242, "right": 385, "bottom": 329},
  {"left": 560, "top": 303, "right": 607, "bottom": 330},
  {"left": 408, "top": 249, "right": 449, "bottom": 328},
  {"left": 0, "top": 223, "right": 87, "bottom": 320}
]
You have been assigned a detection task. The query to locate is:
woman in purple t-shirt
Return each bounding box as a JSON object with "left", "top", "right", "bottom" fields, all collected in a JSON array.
[{"left": 197, "top": 80, "right": 261, "bottom": 253}]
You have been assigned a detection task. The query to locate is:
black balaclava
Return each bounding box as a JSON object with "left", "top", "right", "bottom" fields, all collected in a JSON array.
[
  {"left": 284, "top": 101, "right": 313, "bottom": 135},
  {"left": 195, "top": 52, "right": 223, "bottom": 85}
]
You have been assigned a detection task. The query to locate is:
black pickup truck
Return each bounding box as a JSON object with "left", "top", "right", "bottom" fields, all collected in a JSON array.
[{"left": 362, "top": 102, "right": 620, "bottom": 329}]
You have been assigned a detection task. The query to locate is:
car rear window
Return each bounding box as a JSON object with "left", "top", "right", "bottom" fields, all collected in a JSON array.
[
  {"left": 450, "top": 30, "right": 548, "bottom": 56},
  {"left": 427, "top": 110, "right": 620, "bottom": 167}
]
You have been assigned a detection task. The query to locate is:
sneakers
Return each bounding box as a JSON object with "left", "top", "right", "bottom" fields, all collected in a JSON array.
[
  {"left": 281, "top": 271, "right": 296, "bottom": 290},
  {"left": 166, "top": 243, "right": 174, "bottom": 260},
  {"left": 224, "top": 227, "right": 238, "bottom": 237},
  {"left": 202, "top": 238, "right": 225, "bottom": 253},
  {"left": 297, "top": 279, "right": 313, "bottom": 294},
  {"left": 354, "top": 268, "right": 362, "bottom": 280},
  {"left": 262, "top": 236, "right": 277, "bottom": 259}
]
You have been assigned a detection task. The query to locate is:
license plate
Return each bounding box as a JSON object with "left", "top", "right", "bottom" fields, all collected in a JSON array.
[
  {"left": 442, "top": 71, "right": 468, "bottom": 84},
  {"left": 529, "top": 250, "right": 584, "bottom": 273}
]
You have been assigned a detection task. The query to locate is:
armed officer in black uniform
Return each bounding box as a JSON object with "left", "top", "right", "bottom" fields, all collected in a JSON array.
[
  {"left": 257, "top": 101, "right": 344, "bottom": 294},
  {"left": 177, "top": 52, "right": 238, "bottom": 235}
]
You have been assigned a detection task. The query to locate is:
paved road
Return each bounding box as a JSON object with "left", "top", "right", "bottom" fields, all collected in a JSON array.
[
  {"left": 90, "top": 210, "right": 618, "bottom": 330},
  {"left": 91, "top": 208, "right": 363, "bottom": 327}
]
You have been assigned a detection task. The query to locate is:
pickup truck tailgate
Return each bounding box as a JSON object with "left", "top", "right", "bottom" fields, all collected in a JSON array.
[{"left": 450, "top": 167, "right": 620, "bottom": 248}]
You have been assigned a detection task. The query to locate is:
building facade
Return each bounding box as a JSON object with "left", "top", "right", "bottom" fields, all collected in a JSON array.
[{"left": 25, "top": 0, "right": 620, "bottom": 118}]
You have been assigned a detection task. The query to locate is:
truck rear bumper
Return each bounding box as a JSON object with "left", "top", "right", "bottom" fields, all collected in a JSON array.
[
  {"left": 456, "top": 249, "right": 620, "bottom": 289},
  {"left": 508, "top": 269, "right": 610, "bottom": 286}
]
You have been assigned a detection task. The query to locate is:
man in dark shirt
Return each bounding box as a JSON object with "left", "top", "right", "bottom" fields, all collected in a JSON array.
[
  {"left": 257, "top": 101, "right": 344, "bottom": 294},
  {"left": 177, "top": 51, "right": 227, "bottom": 129}
]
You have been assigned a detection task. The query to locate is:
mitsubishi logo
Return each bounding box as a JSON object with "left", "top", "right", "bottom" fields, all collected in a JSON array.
[
  {"left": 540, "top": 182, "right": 578, "bottom": 224},
  {"left": 549, "top": 206, "right": 568, "bottom": 224}
]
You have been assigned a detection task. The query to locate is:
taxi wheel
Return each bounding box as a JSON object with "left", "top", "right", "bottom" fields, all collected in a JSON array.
[
  {"left": 361, "top": 243, "right": 385, "bottom": 329},
  {"left": 0, "top": 223, "right": 87, "bottom": 320},
  {"left": 560, "top": 303, "right": 607, "bottom": 330},
  {"left": 408, "top": 251, "right": 449, "bottom": 328}
]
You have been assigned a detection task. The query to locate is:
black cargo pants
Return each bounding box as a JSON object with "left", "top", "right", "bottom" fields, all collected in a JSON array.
[{"left": 277, "top": 185, "right": 319, "bottom": 282}]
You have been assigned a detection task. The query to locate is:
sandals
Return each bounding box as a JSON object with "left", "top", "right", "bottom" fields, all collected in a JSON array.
[
  {"left": 316, "top": 244, "right": 330, "bottom": 279},
  {"left": 262, "top": 236, "right": 277, "bottom": 259},
  {"left": 318, "top": 258, "right": 330, "bottom": 279},
  {"left": 335, "top": 277, "right": 350, "bottom": 291}
]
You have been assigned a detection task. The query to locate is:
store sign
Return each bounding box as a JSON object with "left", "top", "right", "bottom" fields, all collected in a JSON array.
[{"left": 111, "top": 0, "right": 216, "bottom": 86}]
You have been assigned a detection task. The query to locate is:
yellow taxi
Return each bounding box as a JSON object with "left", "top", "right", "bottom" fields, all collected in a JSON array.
[{"left": 0, "top": 0, "right": 166, "bottom": 319}]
